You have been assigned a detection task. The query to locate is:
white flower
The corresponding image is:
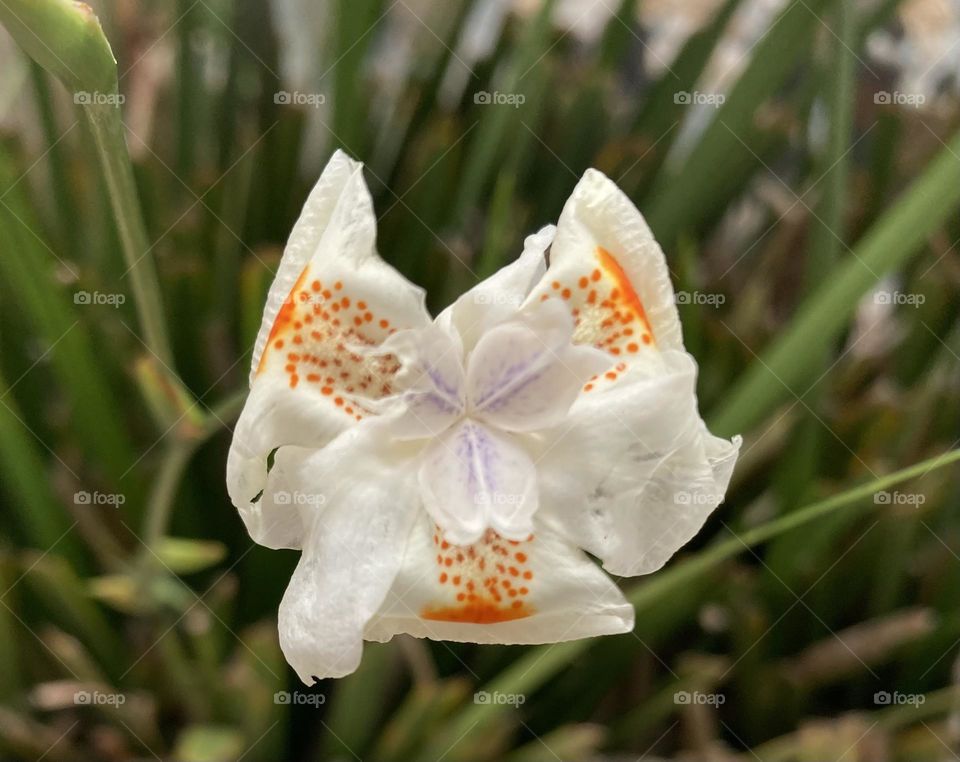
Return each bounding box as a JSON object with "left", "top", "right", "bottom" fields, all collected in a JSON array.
[{"left": 227, "top": 150, "right": 740, "bottom": 683}]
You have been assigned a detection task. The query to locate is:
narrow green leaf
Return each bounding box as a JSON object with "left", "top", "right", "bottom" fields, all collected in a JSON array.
[
  {"left": 645, "top": 0, "right": 838, "bottom": 243},
  {"left": 712, "top": 129, "right": 960, "bottom": 437}
]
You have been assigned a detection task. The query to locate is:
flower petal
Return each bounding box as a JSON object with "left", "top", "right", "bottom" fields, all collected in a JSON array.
[
  {"left": 229, "top": 151, "right": 431, "bottom": 545},
  {"left": 277, "top": 428, "right": 420, "bottom": 682},
  {"left": 436, "top": 226, "right": 553, "bottom": 352},
  {"left": 226, "top": 379, "right": 345, "bottom": 548},
  {"left": 523, "top": 168, "right": 683, "bottom": 392},
  {"left": 535, "top": 351, "right": 741, "bottom": 576},
  {"left": 467, "top": 298, "right": 610, "bottom": 432},
  {"left": 365, "top": 517, "right": 634, "bottom": 644},
  {"left": 418, "top": 420, "right": 538, "bottom": 545},
  {"left": 251, "top": 150, "right": 430, "bottom": 384},
  {"left": 368, "top": 325, "right": 465, "bottom": 439}
]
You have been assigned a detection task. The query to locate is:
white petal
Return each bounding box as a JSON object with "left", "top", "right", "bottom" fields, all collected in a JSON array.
[
  {"left": 230, "top": 152, "right": 432, "bottom": 545},
  {"left": 436, "top": 226, "right": 553, "bottom": 352},
  {"left": 466, "top": 298, "right": 610, "bottom": 432},
  {"left": 277, "top": 429, "right": 420, "bottom": 682},
  {"left": 227, "top": 379, "right": 349, "bottom": 549},
  {"left": 368, "top": 325, "right": 465, "bottom": 439},
  {"left": 535, "top": 351, "right": 741, "bottom": 576},
  {"left": 250, "top": 150, "right": 430, "bottom": 384},
  {"left": 365, "top": 516, "right": 634, "bottom": 644},
  {"left": 522, "top": 168, "right": 683, "bottom": 387},
  {"left": 418, "top": 421, "right": 537, "bottom": 545}
]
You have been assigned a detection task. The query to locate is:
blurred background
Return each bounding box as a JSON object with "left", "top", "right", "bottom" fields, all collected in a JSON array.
[{"left": 1, "top": 0, "right": 960, "bottom": 759}]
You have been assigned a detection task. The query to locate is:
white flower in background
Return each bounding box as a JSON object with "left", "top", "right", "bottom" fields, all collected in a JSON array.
[{"left": 227, "top": 150, "right": 740, "bottom": 683}]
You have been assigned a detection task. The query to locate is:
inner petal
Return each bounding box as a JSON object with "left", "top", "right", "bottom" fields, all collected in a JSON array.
[
  {"left": 418, "top": 420, "right": 538, "bottom": 546},
  {"left": 373, "top": 325, "right": 466, "bottom": 439},
  {"left": 466, "top": 298, "right": 610, "bottom": 432}
]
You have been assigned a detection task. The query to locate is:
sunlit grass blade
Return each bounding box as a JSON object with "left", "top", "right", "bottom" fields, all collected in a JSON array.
[
  {"left": 644, "top": 0, "right": 838, "bottom": 243},
  {"left": 711, "top": 128, "right": 960, "bottom": 437}
]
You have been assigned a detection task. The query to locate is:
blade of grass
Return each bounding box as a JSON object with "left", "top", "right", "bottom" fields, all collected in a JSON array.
[
  {"left": 450, "top": 0, "right": 558, "bottom": 226},
  {"left": 0, "top": 151, "right": 139, "bottom": 497},
  {"left": 0, "top": 370, "right": 83, "bottom": 563},
  {"left": 0, "top": 0, "right": 174, "bottom": 367},
  {"left": 644, "top": 0, "right": 838, "bottom": 243},
  {"left": 711, "top": 128, "right": 960, "bottom": 437}
]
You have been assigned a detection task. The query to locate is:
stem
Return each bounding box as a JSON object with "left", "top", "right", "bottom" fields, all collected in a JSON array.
[
  {"left": 141, "top": 389, "right": 247, "bottom": 555},
  {"left": 85, "top": 103, "right": 174, "bottom": 366}
]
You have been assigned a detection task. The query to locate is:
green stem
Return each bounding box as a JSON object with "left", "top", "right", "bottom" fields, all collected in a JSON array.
[
  {"left": 141, "top": 389, "right": 247, "bottom": 556},
  {"left": 85, "top": 103, "right": 174, "bottom": 365}
]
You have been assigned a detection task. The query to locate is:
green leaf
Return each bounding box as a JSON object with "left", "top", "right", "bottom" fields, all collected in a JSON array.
[
  {"left": 645, "top": 0, "right": 838, "bottom": 243},
  {"left": 711, "top": 128, "right": 960, "bottom": 437},
  {"left": 172, "top": 725, "right": 245, "bottom": 762},
  {"left": 156, "top": 537, "right": 228, "bottom": 575},
  {"left": 0, "top": 0, "right": 115, "bottom": 94}
]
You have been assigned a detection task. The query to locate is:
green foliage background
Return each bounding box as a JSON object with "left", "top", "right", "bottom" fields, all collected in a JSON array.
[{"left": 0, "top": 0, "right": 959, "bottom": 759}]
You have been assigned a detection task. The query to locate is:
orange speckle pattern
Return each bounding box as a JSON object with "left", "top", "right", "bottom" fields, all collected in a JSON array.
[
  {"left": 421, "top": 529, "right": 535, "bottom": 623},
  {"left": 255, "top": 266, "right": 401, "bottom": 419},
  {"left": 534, "top": 246, "right": 657, "bottom": 393}
]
